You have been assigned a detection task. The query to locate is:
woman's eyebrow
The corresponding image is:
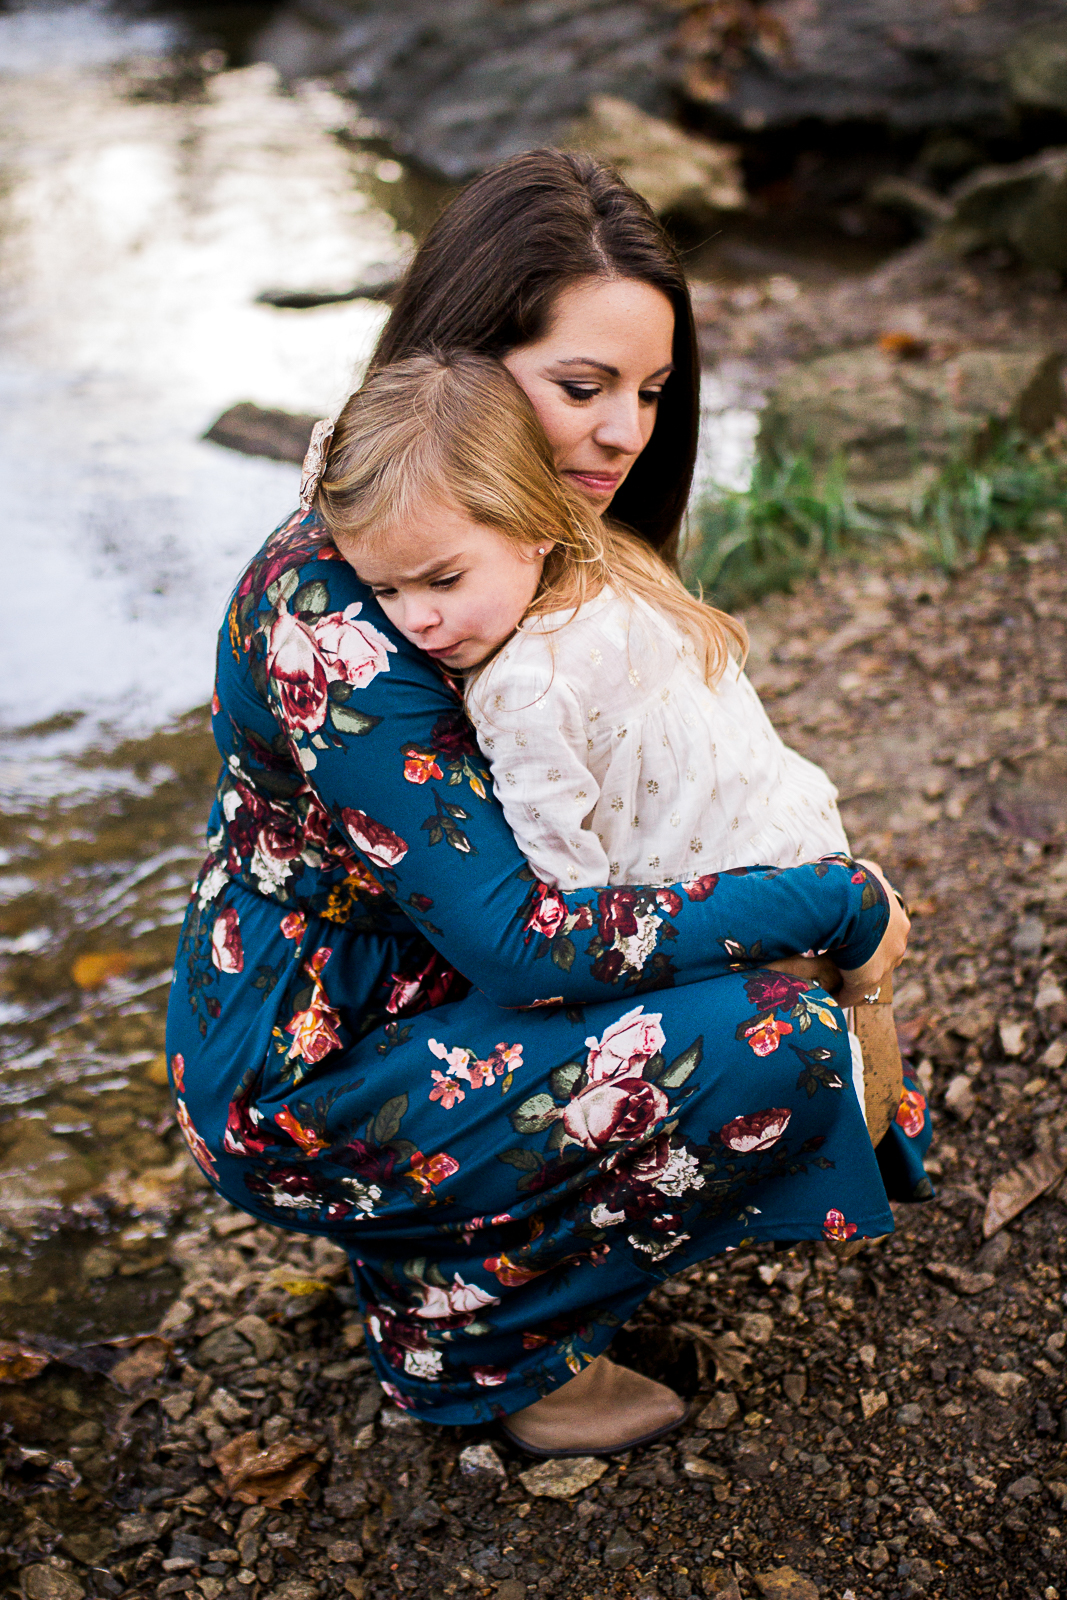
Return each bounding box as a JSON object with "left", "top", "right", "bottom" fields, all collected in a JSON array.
[{"left": 555, "top": 358, "right": 675, "bottom": 380}]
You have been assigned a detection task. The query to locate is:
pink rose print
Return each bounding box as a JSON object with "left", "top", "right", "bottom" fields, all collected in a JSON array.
[
  {"left": 171, "top": 1053, "right": 185, "bottom": 1094},
  {"left": 895, "top": 1086, "right": 927, "bottom": 1139},
  {"left": 311, "top": 603, "right": 395, "bottom": 688},
  {"left": 584, "top": 1005, "right": 666, "bottom": 1083},
  {"left": 655, "top": 888, "right": 683, "bottom": 917},
  {"left": 562, "top": 1076, "right": 669, "bottom": 1150},
  {"left": 683, "top": 873, "right": 719, "bottom": 901},
  {"left": 176, "top": 1099, "right": 218, "bottom": 1179},
  {"left": 210, "top": 905, "right": 244, "bottom": 974},
  {"left": 525, "top": 882, "right": 568, "bottom": 939},
  {"left": 266, "top": 604, "right": 330, "bottom": 733},
  {"left": 340, "top": 808, "right": 408, "bottom": 869},
  {"left": 742, "top": 1014, "right": 794, "bottom": 1056},
  {"left": 266, "top": 598, "right": 394, "bottom": 735},
  {"left": 414, "top": 1273, "right": 499, "bottom": 1322},
  {"left": 823, "top": 1208, "right": 858, "bottom": 1242},
  {"left": 280, "top": 911, "right": 307, "bottom": 941},
  {"left": 720, "top": 1107, "right": 792, "bottom": 1154}
]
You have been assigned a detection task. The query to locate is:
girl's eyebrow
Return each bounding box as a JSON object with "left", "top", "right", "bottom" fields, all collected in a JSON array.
[
  {"left": 363, "top": 554, "right": 463, "bottom": 586},
  {"left": 555, "top": 358, "right": 675, "bottom": 380}
]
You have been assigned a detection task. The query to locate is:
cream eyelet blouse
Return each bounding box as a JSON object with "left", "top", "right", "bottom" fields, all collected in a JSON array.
[{"left": 465, "top": 587, "right": 851, "bottom": 890}]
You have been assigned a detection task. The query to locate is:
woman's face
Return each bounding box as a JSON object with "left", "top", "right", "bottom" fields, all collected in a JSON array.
[{"left": 502, "top": 276, "right": 676, "bottom": 515}]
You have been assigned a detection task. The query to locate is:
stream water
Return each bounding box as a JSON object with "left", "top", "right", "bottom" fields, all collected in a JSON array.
[{"left": 0, "top": 0, "right": 881, "bottom": 1343}]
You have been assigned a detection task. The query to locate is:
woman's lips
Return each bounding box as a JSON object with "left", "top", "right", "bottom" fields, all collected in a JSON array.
[{"left": 565, "top": 470, "right": 622, "bottom": 496}]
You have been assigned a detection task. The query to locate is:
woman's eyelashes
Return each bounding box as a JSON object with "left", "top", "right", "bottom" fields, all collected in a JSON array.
[{"left": 556, "top": 380, "right": 664, "bottom": 405}]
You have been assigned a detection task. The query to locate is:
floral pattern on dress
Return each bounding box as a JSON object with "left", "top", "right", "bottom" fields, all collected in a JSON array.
[{"left": 164, "top": 511, "right": 928, "bottom": 1426}]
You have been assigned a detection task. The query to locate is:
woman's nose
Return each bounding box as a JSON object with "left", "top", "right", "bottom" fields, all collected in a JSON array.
[{"left": 592, "top": 393, "right": 647, "bottom": 457}]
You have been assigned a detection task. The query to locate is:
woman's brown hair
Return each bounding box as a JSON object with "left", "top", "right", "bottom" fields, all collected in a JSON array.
[{"left": 369, "top": 148, "right": 699, "bottom": 566}]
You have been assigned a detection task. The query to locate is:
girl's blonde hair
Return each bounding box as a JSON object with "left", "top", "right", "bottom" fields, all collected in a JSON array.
[{"left": 315, "top": 352, "right": 747, "bottom": 683}]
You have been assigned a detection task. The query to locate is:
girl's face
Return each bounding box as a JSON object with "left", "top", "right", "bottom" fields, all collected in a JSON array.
[
  {"left": 503, "top": 276, "right": 676, "bottom": 514},
  {"left": 341, "top": 501, "right": 549, "bottom": 672}
]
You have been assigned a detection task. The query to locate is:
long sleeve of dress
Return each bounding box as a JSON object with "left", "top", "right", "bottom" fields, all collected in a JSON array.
[{"left": 220, "top": 531, "right": 890, "bottom": 1011}]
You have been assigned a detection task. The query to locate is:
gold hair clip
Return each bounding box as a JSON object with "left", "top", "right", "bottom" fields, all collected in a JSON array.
[{"left": 299, "top": 418, "right": 335, "bottom": 511}]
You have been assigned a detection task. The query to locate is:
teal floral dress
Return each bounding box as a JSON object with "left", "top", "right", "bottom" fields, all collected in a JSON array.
[{"left": 166, "top": 511, "right": 932, "bottom": 1425}]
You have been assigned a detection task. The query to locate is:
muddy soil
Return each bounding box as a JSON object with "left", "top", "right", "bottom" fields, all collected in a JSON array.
[{"left": 2, "top": 521, "right": 1067, "bottom": 1600}]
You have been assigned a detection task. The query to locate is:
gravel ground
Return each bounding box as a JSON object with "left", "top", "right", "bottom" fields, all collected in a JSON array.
[{"left": 2, "top": 523, "right": 1067, "bottom": 1600}]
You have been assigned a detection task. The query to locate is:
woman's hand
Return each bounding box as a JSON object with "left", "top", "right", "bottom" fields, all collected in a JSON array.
[{"left": 836, "top": 859, "right": 910, "bottom": 1010}]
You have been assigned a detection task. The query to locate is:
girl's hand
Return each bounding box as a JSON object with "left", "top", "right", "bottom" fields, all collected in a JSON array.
[{"left": 836, "top": 858, "right": 910, "bottom": 1009}]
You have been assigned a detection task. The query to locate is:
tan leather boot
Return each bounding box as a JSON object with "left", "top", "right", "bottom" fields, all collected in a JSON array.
[{"left": 502, "top": 1354, "right": 688, "bottom": 1458}]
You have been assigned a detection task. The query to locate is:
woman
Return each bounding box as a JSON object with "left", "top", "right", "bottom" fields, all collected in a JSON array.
[{"left": 167, "top": 150, "right": 923, "bottom": 1456}]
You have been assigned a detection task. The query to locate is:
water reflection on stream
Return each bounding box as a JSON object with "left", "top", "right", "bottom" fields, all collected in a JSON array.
[
  {"left": 0, "top": 2, "right": 418, "bottom": 1334},
  {"left": 0, "top": 1, "right": 833, "bottom": 1340}
]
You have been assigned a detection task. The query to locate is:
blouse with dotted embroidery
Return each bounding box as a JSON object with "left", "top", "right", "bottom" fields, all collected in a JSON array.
[{"left": 465, "top": 587, "right": 851, "bottom": 889}]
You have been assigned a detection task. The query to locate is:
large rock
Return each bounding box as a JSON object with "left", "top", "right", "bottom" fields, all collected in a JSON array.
[
  {"left": 675, "top": 0, "right": 1067, "bottom": 133},
  {"left": 204, "top": 402, "right": 318, "bottom": 464},
  {"left": 760, "top": 344, "right": 1066, "bottom": 490},
  {"left": 252, "top": 0, "right": 677, "bottom": 182},
  {"left": 252, "top": 0, "right": 1067, "bottom": 179},
  {"left": 936, "top": 148, "right": 1067, "bottom": 273},
  {"left": 567, "top": 95, "right": 743, "bottom": 221}
]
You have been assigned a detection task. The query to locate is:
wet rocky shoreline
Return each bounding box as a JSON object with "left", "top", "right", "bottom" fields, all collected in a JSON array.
[
  {"left": 2, "top": 6, "right": 1067, "bottom": 1598},
  {"left": 3, "top": 520, "right": 1067, "bottom": 1600}
]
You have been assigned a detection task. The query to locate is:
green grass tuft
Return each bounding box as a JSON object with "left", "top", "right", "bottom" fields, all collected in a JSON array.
[{"left": 687, "top": 426, "right": 1067, "bottom": 610}]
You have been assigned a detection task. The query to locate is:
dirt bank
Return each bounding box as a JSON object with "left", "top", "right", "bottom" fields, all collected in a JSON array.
[{"left": 3, "top": 520, "right": 1067, "bottom": 1600}]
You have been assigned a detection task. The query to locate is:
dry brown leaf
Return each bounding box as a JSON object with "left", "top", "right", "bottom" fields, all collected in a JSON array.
[
  {"left": 0, "top": 1340, "right": 50, "bottom": 1384},
  {"left": 983, "top": 1149, "right": 1067, "bottom": 1238},
  {"left": 71, "top": 951, "right": 134, "bottom": 989},
  {"left": 106, "top": 1335, "right": 174, "bottom": 1392},
  {"left": 877, "top": 330, "right": 929, "bottom": 360},
  {"left": 710, "top": 1331, "right": 752, "bottom": 1386},
  {"left": 672, "top": 1322, "right": 751, "bottom": 1385},
  {"left": 214, "top": 1431, "right": 325, "bottom": 1507}
]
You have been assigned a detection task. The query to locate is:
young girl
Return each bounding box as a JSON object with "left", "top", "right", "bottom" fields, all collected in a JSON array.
[{"left": 308, "top": 351, "right": 899, "bottom": 1125}]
